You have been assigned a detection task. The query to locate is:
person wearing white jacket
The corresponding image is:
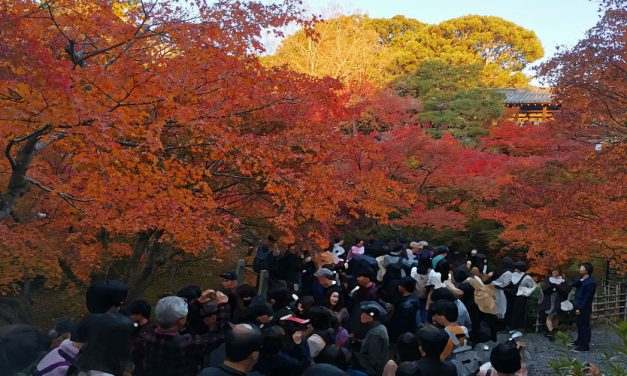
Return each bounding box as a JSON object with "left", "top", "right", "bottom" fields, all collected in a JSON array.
[
  {"left": 331, "top": 237, "right": 346, "bottom": 264},
  {"left": 491, "top": 257, "right": 515, "bottom": 319}
]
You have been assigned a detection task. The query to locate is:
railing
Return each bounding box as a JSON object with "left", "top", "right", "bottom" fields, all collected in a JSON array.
[
  {"left": 234, "top": 259, "right": 270, "bottom": 298},
  {"left": 591, "top": 285, "right": 627, "bottom": 324}
]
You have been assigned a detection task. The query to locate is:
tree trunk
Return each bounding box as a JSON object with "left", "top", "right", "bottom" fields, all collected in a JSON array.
[
  {"left": 0, "top": 126, "right": 52, "bottom": 220},
  {"left": 0, "top": 276, "right": 33, "bottom": 324},
  {"left": 124, "top": 229, "right": 165, "bottom": 301}
]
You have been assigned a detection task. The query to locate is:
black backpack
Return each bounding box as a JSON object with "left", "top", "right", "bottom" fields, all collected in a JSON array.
[{"left": 504, "top": 273, "right": 527, "bottom": 297}]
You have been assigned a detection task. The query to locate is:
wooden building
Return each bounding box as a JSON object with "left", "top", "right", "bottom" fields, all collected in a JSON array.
[{"left": 497, "top": 88, "right": 560, "bottom": 125}]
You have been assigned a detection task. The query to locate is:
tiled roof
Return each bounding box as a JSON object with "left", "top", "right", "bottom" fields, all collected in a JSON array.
[{"left": 496, "top": 88, "right": 554, "bottom": 104}]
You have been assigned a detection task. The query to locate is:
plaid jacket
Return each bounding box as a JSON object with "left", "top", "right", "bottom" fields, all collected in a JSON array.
[{"left": 139, "top": 301, "right": 229, "bottom": 376}]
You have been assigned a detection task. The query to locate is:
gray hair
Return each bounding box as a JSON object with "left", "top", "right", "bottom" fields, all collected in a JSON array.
[{"left": 155, "top": 296, "right": 188, "bottom": 328}]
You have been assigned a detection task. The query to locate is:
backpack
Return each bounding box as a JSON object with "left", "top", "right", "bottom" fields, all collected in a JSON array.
[
  {"left": 504, "top": 273, "right": 527, "bottom": 298},
  {"left": 33, "top": 348, "right": 76, "bottom": 376},
  {"left": 413, "top": 273, "right": 429, "bottom": 299},
  {"left": 449, "top": 348, "right": 482, "bottom": 376},
  {"left": 253, "top": 244, "right": 275, "bottom": 273}
]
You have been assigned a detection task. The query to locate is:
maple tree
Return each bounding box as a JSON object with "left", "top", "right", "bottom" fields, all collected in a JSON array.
[
  {"left": 0, "top": 0, "right": 359, "bottom": 299},
  {"left": 1, "top": 0, "right": 621, "bottom": 326},
  {"left": 483, "top": 1, "right": 627, "bottom": 268}
]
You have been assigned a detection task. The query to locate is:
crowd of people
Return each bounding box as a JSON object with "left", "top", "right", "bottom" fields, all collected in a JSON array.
[{"left": 0, "top": 235, "right": 600, "bottom": 376}]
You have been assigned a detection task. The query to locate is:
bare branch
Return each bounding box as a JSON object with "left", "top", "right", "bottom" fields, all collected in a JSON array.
[
  {"left": 26, "top": 176, "right": 95, "bottom": 213},
  {"left": 35, "top": 131, "right": 66, "bottom": 152}
]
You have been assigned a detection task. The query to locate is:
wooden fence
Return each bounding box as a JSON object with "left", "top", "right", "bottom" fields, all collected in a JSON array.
[
  {"left": 533, "top": 280, "right": 626, "bottom": 332},
  {"left": 591, "top": 282, "right": 627, "bottom": 324}
]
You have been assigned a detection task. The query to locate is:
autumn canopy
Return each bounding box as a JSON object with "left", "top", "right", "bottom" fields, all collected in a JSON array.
[{"left": 0, "top": 0, "right": 625, "bottom": 306}]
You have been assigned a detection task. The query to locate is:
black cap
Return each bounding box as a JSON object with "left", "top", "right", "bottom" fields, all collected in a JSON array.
[
  {"left": 359, "top": 301, "right": 386, "bottom": 318},
  {"left": 220, "top": 272, "right": 237, "bottom": 281}
]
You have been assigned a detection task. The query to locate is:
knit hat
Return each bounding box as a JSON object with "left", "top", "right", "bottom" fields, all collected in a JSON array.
[
  {"left": 155, "top": 296, "right": 188, "bottom": 328},
  {"left": 432, "top": 255, "right": 446, "bottom": 270},
  {"left": 314, "top": 268, "right": 335, "bottom": 280}
]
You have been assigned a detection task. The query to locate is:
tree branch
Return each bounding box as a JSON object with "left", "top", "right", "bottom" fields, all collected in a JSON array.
[{"left": 58, "top": 257, "right": 87, "bottom": 287}]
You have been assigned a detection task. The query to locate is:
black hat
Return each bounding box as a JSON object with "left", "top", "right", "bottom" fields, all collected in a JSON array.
[
  {"left": 435, "top": 245, "right": 450, "bottom": 255},
  {"left": 490, "top": 342, "right": 522, "bottom": 373},
  {"left": 200, "top": 302, "right": 219, "bottom": 317},
  {"left": 220, "top": 272, "right": 237, "bottom": 281},
  {"left": 359, "top": 301, "right": 386, "bottom": 318}
]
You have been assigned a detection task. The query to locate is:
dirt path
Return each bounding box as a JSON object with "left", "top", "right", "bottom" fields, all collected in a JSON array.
[{"left": 514, "top": 327, "right": 623, "bottom": 375}]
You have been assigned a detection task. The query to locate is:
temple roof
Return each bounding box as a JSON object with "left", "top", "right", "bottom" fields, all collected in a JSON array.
[{"left": 496, "top": 88, "right": 554, "bottom": 104}]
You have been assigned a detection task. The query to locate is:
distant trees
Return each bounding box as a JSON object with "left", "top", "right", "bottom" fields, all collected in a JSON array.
[
  {"left": 268, "top": 14, "right": 544, "bottom": 88},
  {"left": 394, "top": 60, "right": 504, "bottom": 140}
]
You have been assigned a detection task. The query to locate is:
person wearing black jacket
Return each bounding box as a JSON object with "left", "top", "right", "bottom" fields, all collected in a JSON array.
[
  {"left": 539, "top": 266, "right": 570, "bottom": 341},
  {"left": 571, "top": 262, "right": 597, "bottom": 352},
  {"left": 388, "top": 277, "right": 420, "bottom": 342},
  {"left": 277, "top": 244, "right": 304, "bottom": 293},
  {"left": 414, "top": 325, "right": 456, "bottom": 376},
  {"left": 253, "top": 325, "right": 310, "bottom": 376}
]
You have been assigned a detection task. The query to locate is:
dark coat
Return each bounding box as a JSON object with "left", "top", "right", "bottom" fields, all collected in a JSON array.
[
  {"left": 538, "top": 276, "right": 571, "bottom": 312},
  {"left": 355, "top": 321, "right": 389, "bottom": 376},
  {"left": 572, "top": 277, "right": 596, "bottom": 313}
]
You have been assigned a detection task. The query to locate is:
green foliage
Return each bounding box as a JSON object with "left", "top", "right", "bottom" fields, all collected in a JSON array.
[
  {"left": 394, "top": 60, "right": 504, "bottom": 141},
  {"left": 548, "top": 326, "right": 627, "bottom": 376}
]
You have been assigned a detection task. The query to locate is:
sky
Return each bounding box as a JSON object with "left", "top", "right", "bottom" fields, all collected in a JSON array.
[{"left": 264, "top": 0, "right": 603, "bottom": 84}]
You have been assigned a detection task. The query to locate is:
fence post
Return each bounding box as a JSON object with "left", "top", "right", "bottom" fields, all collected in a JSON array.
[
  {"left": 258, "top": 270, "right": 269, "bottom": 299},
  {"left": 236, "top": 259, "right": 246, "bottom": 286}
]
